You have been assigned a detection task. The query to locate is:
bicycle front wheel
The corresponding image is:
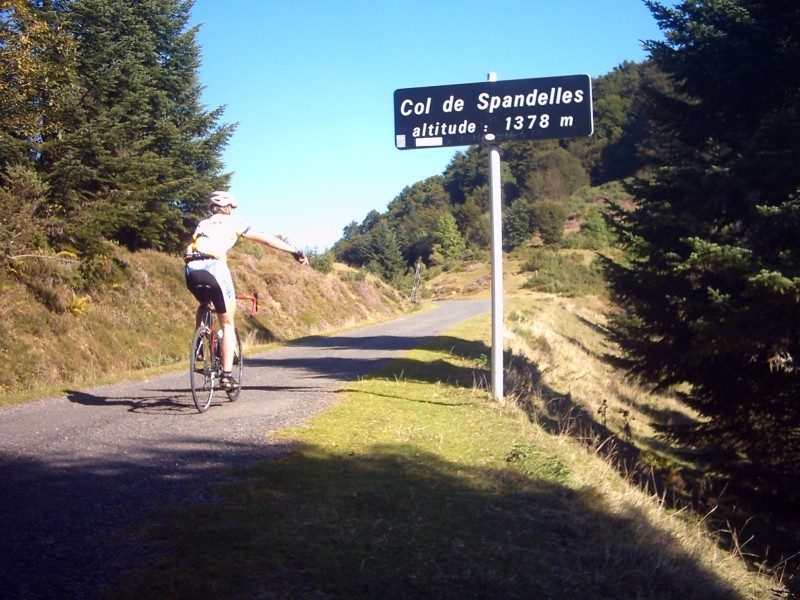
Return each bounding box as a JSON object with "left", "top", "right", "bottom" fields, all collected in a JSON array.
[
  {"left": 226, "top": 328, "right": 243, "bottom": 401},
  {"left": 190, "top": 327, "right": 215, "bottom": 412}
]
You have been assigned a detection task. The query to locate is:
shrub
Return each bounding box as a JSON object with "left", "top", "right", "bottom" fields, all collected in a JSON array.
[
  {"left": 503, "top": 198, "right": 534, "bottom": 250},
  {"left": 532, "top": 200, "right": 568, "bottom": 246},
  {"left": 522, "top": 249, "right": 607, "bottom": 297},
  {"left": 308, "top": 250, "right": 334, "bottom": 274},
  {"left": 569, "top": 211, "right": 614, "bottom": 250},
  {"left": 0, "top": 165, "right": 49, "bottom": 273}
]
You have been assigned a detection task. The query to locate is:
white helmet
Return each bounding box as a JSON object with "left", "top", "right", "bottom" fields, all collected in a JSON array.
[{"left": 209, "top": 190, "right": 237, "bottom": 209}]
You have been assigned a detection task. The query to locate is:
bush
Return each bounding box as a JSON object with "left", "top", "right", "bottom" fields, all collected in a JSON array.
[
  {"left": 569, "top": 211, "right": 614, "bottom": 250},
  {"left": 308, "top": 250, "right": 334, "bottom": 274},
  {"left": 503, "top": 198, "right": 534, "bottom": 250},
  {"left": 522, "top": 249, "right": 607, "bottom": 297},
  {"left": 0, "top": 165, "right": 49, "bottom": 273},
  {"left": 341, "top": 269, "right": 367, "bottom": 282},
  {"left": 532, "top": 200, "right": 568, "bottom": 246}
]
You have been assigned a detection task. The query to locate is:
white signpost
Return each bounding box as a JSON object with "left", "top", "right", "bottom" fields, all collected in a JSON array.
[{"left": 394, "top": 73, "right": 594, "bottom": 402}]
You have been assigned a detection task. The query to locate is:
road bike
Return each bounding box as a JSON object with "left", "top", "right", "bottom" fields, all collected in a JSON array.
[{"left": 189, "top": 292, "right": 258, "bottom": 413}]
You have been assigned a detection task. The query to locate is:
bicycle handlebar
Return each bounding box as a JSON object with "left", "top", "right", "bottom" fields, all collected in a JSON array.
[{"left": 236, "top": 293, "right": 259, "bottom": 317}]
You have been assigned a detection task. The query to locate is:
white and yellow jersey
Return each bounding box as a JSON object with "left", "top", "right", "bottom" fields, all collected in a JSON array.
[{"left": 186, "top": 213, "right": 251, "bottom": 259}]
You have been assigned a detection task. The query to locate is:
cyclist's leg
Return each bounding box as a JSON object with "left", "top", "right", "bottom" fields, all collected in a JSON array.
[
  {"left": 209, "top": 260, "right": 237, "bottom": 375},
  {"left": 186, "top": 265, "right": 227, "bottom": 360},
  {"left": 218, "top": 308, "right": 236, "bottom": 373},
  {"left": 195, "top": 304, "right": 206, "bottom": 330},
  {"left": 226, "top": 328, "right": 244, "bottom": 400}
]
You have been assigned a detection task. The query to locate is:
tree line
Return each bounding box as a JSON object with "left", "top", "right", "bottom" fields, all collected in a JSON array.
[{"left": 331, "top": 59, "right": 666, "bottom": 276}]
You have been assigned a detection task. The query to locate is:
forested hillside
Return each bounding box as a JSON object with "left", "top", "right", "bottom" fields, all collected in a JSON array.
[
  {"left": 332, "top": 59, "right": 666, "bottom": 277},
  {"left": 0, "top": 0, "right": 407, "bottom": 398}
]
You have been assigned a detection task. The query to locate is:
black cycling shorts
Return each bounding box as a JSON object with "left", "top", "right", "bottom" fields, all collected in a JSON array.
[{"left": 185, "top": 268, "right": 228, "bottom": 313}]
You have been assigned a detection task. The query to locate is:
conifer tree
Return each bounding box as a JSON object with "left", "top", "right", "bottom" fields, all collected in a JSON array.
[
  {"left": 367, "top": 220, "right": 404, "bottom": 280},
  {"left": 502, "top": 198, "right": 533, "bottom": 251},
  {"left": 607, "top": 0, "right": 800, "bottom": 492},
  {"left": 434, "top": 212, "right": 466, "bottom": 261},
  {"left": 46, "top": 0, "right": 234, "bottom": 252}
]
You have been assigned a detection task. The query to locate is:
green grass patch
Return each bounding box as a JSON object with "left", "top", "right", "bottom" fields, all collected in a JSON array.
[{"left": 110, "top": 318, "right": 776, "bottom": 599}]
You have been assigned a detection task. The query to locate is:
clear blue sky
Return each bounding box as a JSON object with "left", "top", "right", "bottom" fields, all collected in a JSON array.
[{"left": 188, "top": 0, "right": 666, "bottom": 251}]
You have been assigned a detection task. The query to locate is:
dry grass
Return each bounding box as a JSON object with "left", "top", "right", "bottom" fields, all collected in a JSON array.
[
  {"left": 0, "top": 242, "right": 406, "bottom": 404},
  {"left": 424, "top": 257, "right": 529, "bottom": 300},
  {"left": 495, "top": 294, "right": 796, "bottom": 596}
]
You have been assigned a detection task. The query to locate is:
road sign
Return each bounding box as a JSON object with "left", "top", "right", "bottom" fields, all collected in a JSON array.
[
  {"left": 394, "top": 72, "right": 594, "bottom": 403},
  {"left": 394, "top": 74, "right": 593, "bottom": 150}
]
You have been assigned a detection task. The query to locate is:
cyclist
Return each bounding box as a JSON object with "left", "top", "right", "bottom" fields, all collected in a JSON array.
[{"left": 184, "top": 190, "right": 307, "bottom": 390}]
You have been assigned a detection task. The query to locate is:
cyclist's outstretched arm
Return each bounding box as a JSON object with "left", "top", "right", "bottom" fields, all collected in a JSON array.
[{"left": 242, "top": 230, "right": 308, "bottom": 264}]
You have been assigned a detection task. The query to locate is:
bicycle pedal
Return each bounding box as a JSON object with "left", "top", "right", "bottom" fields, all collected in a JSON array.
[{"left": 221, "top": 376, "right": 239, "bottom": 391}]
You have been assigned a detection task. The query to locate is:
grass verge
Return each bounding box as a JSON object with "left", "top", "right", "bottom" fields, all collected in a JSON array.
[{"left": 109, "top": 313, "right": 784, "bottom": 600}]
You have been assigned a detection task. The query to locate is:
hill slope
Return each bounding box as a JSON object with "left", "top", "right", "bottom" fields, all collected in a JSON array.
[{"left": 0, "top": 242, "right": 406, "bottom": 403}]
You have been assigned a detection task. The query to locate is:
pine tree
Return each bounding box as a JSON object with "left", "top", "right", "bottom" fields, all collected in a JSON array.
[
  {"left": 367, "top": 220, "right": 404, "bottom": 280},
  {"left": 607, "top": 0, "right": 800, "bottom": 493},
  {"left": 46, "top": 0, "right": 234, "bottom": 252},
  {"left": 434, "top": 212, "right": 466, "bottom": 261},
  {"left": 455, "top": 192, "right": 489, "bottom": 249},
  {"left": 502, "top": 198, "right": 533, "bottom": 250}
]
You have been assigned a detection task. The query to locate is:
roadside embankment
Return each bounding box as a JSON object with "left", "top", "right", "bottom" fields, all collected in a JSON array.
[{"left": 0, "top": 242, "right": 406, "bottom": 404}]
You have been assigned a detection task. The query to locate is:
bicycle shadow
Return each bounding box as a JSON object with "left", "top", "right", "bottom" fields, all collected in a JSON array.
[
  {"left": 66, "top": 384, "right": 328, "bottom": 413},
  {"left": 66, "top": 389, "right": 194, "bottom": 415}
]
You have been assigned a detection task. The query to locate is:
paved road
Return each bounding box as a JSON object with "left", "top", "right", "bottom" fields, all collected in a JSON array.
[{"left": 0, "top": 300, "right": 489, "bottom": 599}]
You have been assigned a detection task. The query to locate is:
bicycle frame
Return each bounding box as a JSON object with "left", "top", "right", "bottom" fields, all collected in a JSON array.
[
  {"left": 201, "top": 293, "right": 259, "bottom": 357},
  {"left": 190, "top": 292, "right": 259, "bottom": 412}
]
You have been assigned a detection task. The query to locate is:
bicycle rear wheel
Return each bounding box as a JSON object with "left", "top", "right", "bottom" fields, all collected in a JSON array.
[
  {"left": 190, "top": 326, "right": 215, "bottom": 412},
  {"left": 226, "top": 328, "right": 243, "bottom": 401}
]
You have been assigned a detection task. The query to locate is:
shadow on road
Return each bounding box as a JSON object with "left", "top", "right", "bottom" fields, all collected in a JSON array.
[
  {"left": 250, "top": 334, "right": 492, "bottom": 388},
  {"left": 66, "top": 389, "right": 192, "bottom": 414},
  {"left": 0, "top": 435, "right": 294, "bottom": 599}
]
